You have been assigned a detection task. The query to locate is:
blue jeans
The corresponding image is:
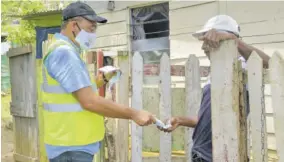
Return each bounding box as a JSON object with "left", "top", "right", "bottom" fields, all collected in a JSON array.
[{"left": 49, "top": 151, "right": 94, "bottom": 162}]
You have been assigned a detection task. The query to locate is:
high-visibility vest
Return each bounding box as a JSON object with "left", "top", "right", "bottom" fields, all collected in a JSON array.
[{"left": 40, "top": 37, "right": 105, "bottom": 146}]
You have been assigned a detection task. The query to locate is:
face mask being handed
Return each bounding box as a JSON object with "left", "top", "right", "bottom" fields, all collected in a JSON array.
[{"left": 75, "top": 27, "right": 96, "bottom": 50}]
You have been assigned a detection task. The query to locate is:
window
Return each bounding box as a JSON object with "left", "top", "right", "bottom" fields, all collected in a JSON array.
[
  {"left": 130, "top": 3, "right": 170, "bottom": 85},
  {"left": 130, "top": 3, "right": 169, "bottom": 40}
]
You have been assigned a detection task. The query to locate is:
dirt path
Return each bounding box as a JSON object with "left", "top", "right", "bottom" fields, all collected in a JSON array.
[{"left": 1, "top": 120, "right": 14, "bottom": 162}]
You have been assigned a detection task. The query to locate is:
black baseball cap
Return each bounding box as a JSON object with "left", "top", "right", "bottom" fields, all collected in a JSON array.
[{"left": 63, "top": 1, "right": 107, "bottom": 23}]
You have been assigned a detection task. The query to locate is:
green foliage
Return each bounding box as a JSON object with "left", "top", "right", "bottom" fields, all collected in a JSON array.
[
  {"left": 1, "top": 1, "right": 45, "bottom": 46},
  {"left": 1, "top": 1, "right": 72, "bottom": 46}
]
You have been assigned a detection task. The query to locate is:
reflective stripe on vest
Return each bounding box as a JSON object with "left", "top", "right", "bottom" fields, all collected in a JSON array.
[
  {"left": 41, "top": 84, "right": 97, "bottom": 94},
  {"left": 43, "top": 103, "right": 83, "bottom": 112},
  {"left": 41, "top": 63, "right": 97, "bottom": 112}
]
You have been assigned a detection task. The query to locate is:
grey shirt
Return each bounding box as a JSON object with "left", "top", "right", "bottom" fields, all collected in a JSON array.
[{"left": 192, "top": 84, "right": 212, "bottom": 161}]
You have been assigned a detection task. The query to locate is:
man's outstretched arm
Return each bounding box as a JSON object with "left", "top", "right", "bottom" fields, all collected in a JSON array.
[
  {"left": 237, "top": 39, "right": 270, "bottom": 68},
  {"left": 73, "top": 86, "right": 155, "bottom": 126},
  {"left": 158, "top": 116, "right": 198, "bottom": 132}
]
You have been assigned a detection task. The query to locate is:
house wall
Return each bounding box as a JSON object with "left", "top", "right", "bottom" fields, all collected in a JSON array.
[
  {"left": 88, "top": 1, "right": 163, "bottom": 51},
  {"left": 87, "top": 0, "right": 284, "bottom": 159}
]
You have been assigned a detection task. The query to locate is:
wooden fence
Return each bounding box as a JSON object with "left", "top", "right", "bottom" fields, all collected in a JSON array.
[
  {"left": 7, "top": 46, "right": 39, "bottom": 162},
  {"left": 128, "top": 40, "right": 284, "bottom": 162},
  {"left": 6, "top": 40, "right": 284, "bottom": 162}
]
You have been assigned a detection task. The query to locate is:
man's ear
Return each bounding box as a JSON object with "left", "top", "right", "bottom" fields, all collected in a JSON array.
[{"left": 69, "top": 21, "right": 78, "bottom": 32}]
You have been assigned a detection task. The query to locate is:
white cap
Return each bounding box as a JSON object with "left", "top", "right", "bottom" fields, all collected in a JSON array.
[{"left": 192, "top": 15, "right": 240, "bottom": 38}]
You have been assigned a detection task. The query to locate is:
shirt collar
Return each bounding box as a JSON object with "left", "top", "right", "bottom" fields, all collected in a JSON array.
[{"left": 54, "top": 33, "right": 81, "bottom": 53}]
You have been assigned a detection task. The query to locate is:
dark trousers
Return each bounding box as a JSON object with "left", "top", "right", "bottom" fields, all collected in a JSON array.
[{"left": 49, "top": 151, "right": 94, "bottom": 162}]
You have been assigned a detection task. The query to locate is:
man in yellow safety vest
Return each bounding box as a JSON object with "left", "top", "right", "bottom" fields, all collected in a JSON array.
[{"left": 41, "top": 2, "right": 155, "bottom": 162}]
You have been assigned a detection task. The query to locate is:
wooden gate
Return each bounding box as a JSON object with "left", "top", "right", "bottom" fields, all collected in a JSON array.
[{"left": 7, "top": 46, "right": 39, "bottom": 162}]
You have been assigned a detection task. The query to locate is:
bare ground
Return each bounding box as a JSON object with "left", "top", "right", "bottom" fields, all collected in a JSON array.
[{"left": 1, "top": 119, "right": 14, "bottom": 162}]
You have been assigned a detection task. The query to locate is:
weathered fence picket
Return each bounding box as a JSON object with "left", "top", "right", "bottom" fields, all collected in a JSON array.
[
  {"left": 270, "top": 51, "right": 284, "bottom": 162},
  {"left": 114, "top": 51, "right": 130, "bottom": 162},
  {"left": 247, "top": 52, "right": 268, "bottom": 162},
  {"left": 185, "top": 55, "right": 201, "bottom": 162},
  {"left": 7, "top": 46, "right": 39, "bottom": 162},
  {"left": 210, "top": 40, "right": 247, "bottom": 162},
  {"left": 131, "top": 52, "right": 143, "bottom": 162},
  {"left": 159, "top": 54, "right": 172, "bottom": 162}
]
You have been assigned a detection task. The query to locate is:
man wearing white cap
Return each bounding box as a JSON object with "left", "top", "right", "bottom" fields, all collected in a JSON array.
[{"left": 160, "top": 15, "right": 270, "bottom": 162}]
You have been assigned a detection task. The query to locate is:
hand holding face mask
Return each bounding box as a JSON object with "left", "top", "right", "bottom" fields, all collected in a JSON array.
[
  {"left": 104, "top": 71, "right": 117, "bottom": 81},
  {"left": 99, "top": 66, "right": 122, "bottom": 92}
]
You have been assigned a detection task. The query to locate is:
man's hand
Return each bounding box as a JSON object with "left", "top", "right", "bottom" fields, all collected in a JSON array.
[
  {"left": 96, "top": 71, "right": 117, "bottom": 88},
  {"left": 158, "top": 117, "right": 180, "bottom": 133},
  {"left": 199, "top": 29, "right": 237, "bottom": 48},
  {"left": 131, "top": 110, "right": 155, "bottom": 126},
  {"left": 104, "top": 71, "right": 117, "bottom": 81}
]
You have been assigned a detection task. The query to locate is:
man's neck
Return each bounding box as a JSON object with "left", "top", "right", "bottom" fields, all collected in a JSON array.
[{"left": 61, "top": 30, "right": 80, "bottom": 47}]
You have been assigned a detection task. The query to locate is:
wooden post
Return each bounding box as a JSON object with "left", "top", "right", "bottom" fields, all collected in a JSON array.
[
  {"left": 159, "top": 54, "right": 172, "bottom": 162},
  {"left": 210, "top": 40, "right": 247, "bottom": 162},
  {"left": 97, "top": 50, "right": 105, "bottom": 97},
  {"left": 94, "top": 50, "right": 105, "bottom": 162},
  {"left": 247, "top": 52, "right": 268, "bottom": 162},
  {"left": 7, "top": 46, "right": 40, "bottom": 162},
  {"left": 185, "top": 55, "right": 201, "bottom": 162},
  {"left": 269, "top": 51, "right": 284, "bottom": 161},
  {"left": 131, "top": 52, "right": 143, "bottom": 162},
  {"left": 114, "top": 51, "right": 130, "bottom": 162}
]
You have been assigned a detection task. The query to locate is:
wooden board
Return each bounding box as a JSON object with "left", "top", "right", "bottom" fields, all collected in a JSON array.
[
  {"left": 240, "top": 19, "right": 284, "bottom": 37},
  {"left": 242, "top": 33, "right": 284, "bottom": 45},
  {"left": 159, "top": 54, "right": 172, "bottom": 162},
  {"left": 8, "top": 47, "right": 39, "bottom": 162},
  {"left": 96, "top": 21, "right": 127, "bottom": 37},
  {"left": 184, "top": 55, "right": 201, "bottom": 161},
  {"left": 115, "top": 51, "right": 130, "bottom": 162},
  {"left": 267, "top": 134, "right": 277, "bottom": 151},
  {"left": 247, "top": 52, "right": 268, "bottom": 162},
  {"left": 95, "top": 34, "right": 127, "bottom": 49},
  {"left": 98, "top": 9, "right": 127, "bottom": 24},
  {"left": 92, "top": 45, "right": 128, "bottom": 51},
  {"left": 170, "top": 18, "right": 284, "bottom": 38},
  {"left": 252, "top": 42, "right": 284, "bottom": 55},
  {"left": 226, "top": 1, "right": 284, "bottom": 24},
  {"left": 87, "top": 1, "right": 162, "bottom": 14},
  {"left": 131, "top": 52, "right": 143, "bottom": 162},
  {"left": 266, "top": 116, "right": 275, "bottom": 134},
  {"left": 169, "top": 1, "right": 218, "bottom": 30},
  {"left": 210, "top": 40, "right": 246, "bottom": 162},
  {"left": 269, "top": 51, "right": 284, "bottom": 161},
  {"left": 7, "top": 45, "right": 32, "bottom": 58},
  {"left": 169, "top": 0, "right": 215, "bottom": 10}
]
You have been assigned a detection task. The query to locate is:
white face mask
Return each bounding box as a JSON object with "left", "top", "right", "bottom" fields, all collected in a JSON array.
[{"left": 75, "top": 29, "right": 96, "bottom": 50}]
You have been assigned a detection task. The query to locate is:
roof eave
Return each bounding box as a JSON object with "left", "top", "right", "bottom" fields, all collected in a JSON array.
[{"left": 22, "top": 10, "right": 62, "bottom": 20}]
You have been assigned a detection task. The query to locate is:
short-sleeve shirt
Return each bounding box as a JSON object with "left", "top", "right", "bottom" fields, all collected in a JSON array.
[
  {"left": 191, "top": 56, "right": 249, "bottom": 162},
  {"left": 43, "top": 33, "right": 100, "bottom": 159}
]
